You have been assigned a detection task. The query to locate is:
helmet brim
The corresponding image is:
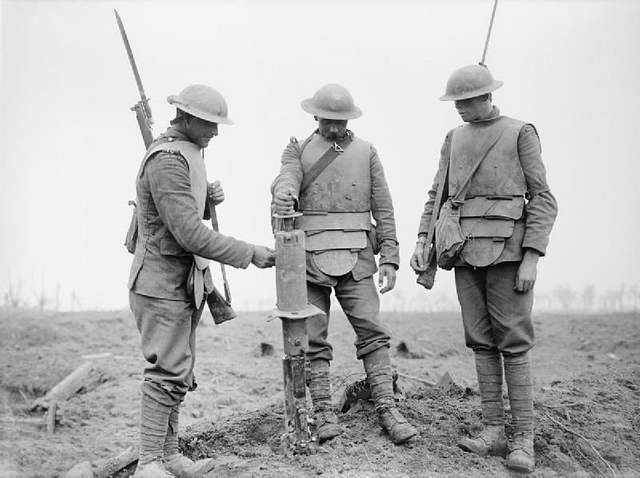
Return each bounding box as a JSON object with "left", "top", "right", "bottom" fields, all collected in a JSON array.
[
  {"left": 300, "top": 98, "right": 362, "bottom": 120},
  {"left": 439, "top": 80, "right": 504, "bottom": 101},
  {"left": 168, "top": 95, "right": 234, "bottom": 125}
]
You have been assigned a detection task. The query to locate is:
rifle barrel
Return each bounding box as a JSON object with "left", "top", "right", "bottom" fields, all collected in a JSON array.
[{"left": 481, "top": 0, "right": 499, "bottom": 66}]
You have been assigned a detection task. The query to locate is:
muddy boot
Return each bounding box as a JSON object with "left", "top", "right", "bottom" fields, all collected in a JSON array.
[
  {"left": 507, "top": 433, "right": 535, "bottom": 473},
  {"left": 164, "top": 454, "right": 216, "bottom": 478},
  {"left": 363, "top": 347, "right": 418, "bottom": 445},
  {"left": 458, "top": 350, "right": 507, "bottom": 457},
  {"left": 161, "top": 404, "right": 217, "bottom": 477},
  {"left": 133, "top": 460, "right": 175, "bottom": 478},
  {"left": 504, "top": 352, "right": 535, "bottom": 473},
  {"left": 308, "top": 359, "right": 342, "bottom": 442}
]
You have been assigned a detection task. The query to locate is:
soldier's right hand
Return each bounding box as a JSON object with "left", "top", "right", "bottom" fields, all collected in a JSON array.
[
  {"left": 410, "top": 241, "right": 429, "bottom": 272},
  {"left": 251, "top": 245, "right": 276, "bottom": 268},
  {"left": 274, "top": 188, "right": 296, "bottom": 216}
]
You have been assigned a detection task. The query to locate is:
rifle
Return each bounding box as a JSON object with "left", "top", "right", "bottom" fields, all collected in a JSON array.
[{"left": 114, "top": 9, "right": 154, "bottom": 148}]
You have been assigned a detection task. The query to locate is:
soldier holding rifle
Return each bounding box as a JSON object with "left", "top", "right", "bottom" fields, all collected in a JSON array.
[{"left": 410, "top": 64, "right": 557, "bottom": 473}]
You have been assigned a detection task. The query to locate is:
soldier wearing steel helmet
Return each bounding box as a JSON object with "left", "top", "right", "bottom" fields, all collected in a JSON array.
[
  {"left": 410, "top": 65, "right": 557, "bottom": 473},
  {"left": 271, "top": 84, "right": 418, "bottom": 445},
  {"left": 128, "top": 84, "right": 275, "bottom": 477}
]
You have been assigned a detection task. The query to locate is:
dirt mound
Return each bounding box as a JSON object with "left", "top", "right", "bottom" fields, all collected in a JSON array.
[{"left": 179, "top": 368, "right": 640, "bottom": 477}]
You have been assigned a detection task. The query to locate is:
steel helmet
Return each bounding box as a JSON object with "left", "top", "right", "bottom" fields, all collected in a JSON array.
[
  {"left": 439, "top": 64, "right": 503, "bottom": 101},
  {"left": 167, "top": 84, "right": 233, "bottom": 124},
  {"left": 301, "top": 84, "right": 362, "bottom": 120}
]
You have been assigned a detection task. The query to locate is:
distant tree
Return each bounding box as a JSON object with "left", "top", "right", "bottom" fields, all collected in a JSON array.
[
  {"left": 552, "top": 285, "right": 576, "bottom": 311},
  {"left": 581, "top": 284, "right": 596, "bottom": 311},
  {"left": 629, "top": 284, "right": 640, "bottom": 311}
]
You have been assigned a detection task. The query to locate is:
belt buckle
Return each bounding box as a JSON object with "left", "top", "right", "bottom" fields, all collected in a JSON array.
[{"left": 333, "top": 142, "right": 344, "bottom": 153}]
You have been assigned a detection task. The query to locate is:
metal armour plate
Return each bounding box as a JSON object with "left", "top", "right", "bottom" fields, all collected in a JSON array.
[
  {"left": 461, "top": 238, "right": 506, "bottom": 267},
  {"left": 312, "top": 250, "right": 358, "bottom": 276},
  {"left": 304, "top": 230, "right": 367, "bottom": 251},
  {"left": 460, "top": 217, "right": 515, "bottom": 238}
]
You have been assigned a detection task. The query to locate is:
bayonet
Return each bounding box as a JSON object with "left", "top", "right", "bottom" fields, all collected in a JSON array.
[{"left": 114, "top": 9, "right": 154, "bottom": 148}]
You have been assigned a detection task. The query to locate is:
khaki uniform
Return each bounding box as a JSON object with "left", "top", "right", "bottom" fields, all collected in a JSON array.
[
  {"left": 129, "top": 127, "right": 253, "bottom": 405},
  {"left": 272, "top": 130, "right": 398, "bottom": 361}
]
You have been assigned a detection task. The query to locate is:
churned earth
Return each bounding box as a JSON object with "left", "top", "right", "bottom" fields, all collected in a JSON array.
[{"left": 0, "top": 307, "right": 638, "bottom": 477}]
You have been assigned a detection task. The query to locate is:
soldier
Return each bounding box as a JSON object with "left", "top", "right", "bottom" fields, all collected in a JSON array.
[
  {"left": 271, "top": 84, "right": 418, "bottom": 445},
  {"left": 410, "top": 65, "right": 557, "bottom": 473},
  {"left": 128, "top": 84, "right": 276, "bottom": 477}
]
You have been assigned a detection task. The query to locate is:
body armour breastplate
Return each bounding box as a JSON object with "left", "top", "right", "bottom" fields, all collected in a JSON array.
[
  {"left": 296, "top": 133, "right": 373, "bottom": 277},
  {"left": 143, "top": 138, "right": 209, "bottom": 270},
  {"left": 449, "top": 116, "right": 528, "bottom": 267},
  {"left": 298, "top": 134, "right": 371, "bottom": 212},
  {"left": 449, "top": 116, "right": 526, "bottom": 197}
]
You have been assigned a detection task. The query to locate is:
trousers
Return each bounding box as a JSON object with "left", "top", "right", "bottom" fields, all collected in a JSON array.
[
  {"left": 454, "top": 261, "right": 535, "bottom": 356},
  {"left": 129, "top": 291, "right": 204, "bottom": 405},
  {"left": 306, "top": 274, "right": 391, "bottom": 361}
]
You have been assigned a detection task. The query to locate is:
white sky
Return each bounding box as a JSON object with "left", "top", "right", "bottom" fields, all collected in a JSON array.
[{"left": 1, "top": 0, "right": 639, "bottom": 310}]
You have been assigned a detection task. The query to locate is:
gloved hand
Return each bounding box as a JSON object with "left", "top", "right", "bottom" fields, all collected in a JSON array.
[
  {"left": 378, "top": 264, "right": 397, "bottom": 294},
  {"left": 251, "top": 245, "right": 276, "bottom": 268},
  {"left": 273, "top": 187, "right": 296, "bottom": 216},
  {"left": 207, "top": 180, "right": 225, "bottom": 206},
  {"left": 409, "top": 238, "right": 429, "bottom": 272}
]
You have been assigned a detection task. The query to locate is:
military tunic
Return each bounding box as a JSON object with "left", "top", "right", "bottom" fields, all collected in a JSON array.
[
  {"left": 129, "top": 127, "right": 253, "bottom": 405},
  {"left": 418, "top": 107, "right": 557, "bottom": 355},
  {"left": 272, "top": 130, "right": 398, "bottom": 361}
]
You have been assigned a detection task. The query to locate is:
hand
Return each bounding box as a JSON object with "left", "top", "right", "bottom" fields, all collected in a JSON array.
[
  {"left": 410, "top": 241, "right": 429, "bottom": 272},
  {"left": 378, "top": 264, "right": 397, "bottom": 294},
  {"left": 515, "top": 249, "right": 540, "bottom": 292},
  {"left": 274, "top": 188, "right": 296, "bottom": 216},
  {"left": 251, "top": 245, "right": 276, "bottom": 269},
  {"left": 207, "top": 180, "right": 225, "bottom": 206}
]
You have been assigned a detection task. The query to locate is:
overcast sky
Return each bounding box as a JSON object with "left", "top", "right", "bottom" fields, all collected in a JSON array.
[{"left": 1, "top": 0, "right": 638, "bottom": 310}]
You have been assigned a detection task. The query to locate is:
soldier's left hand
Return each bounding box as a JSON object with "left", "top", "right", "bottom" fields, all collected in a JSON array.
[
  {"left": 378, "top": 264, "right": 397, "bottom": 294},
  {"left": 208, "top": 180, "right": 225, "bottom": 206},
  {"left": 515, "top": 255, "right": 538, "bottom": 293}
]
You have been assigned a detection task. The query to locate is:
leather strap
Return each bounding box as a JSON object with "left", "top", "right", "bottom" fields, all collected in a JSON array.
[
  {"left": 300, "top": 134, "right": 353, "bottom": 194},
  {"left": 452, "top": 127, "right": 505, "bottom": 204}
]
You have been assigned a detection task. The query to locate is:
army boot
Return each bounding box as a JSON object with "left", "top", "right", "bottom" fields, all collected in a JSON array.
[
  {"left": 162, "top": 404, "right": 216, "bottom": 477},
  {"left": 363, "top": 347, "right": 417, "bottom": 444},
  {"left": 458, "top": 350, "right": 507, "bottom": 457},
  {"left": 133, "top": 460, "right": 175, "bottom": 478},
  {"left": 504, "top": 352, "right": 535, "bottom": 473},
  {"left": 164, "top": 454, "right": 216, "bottom": 478},
  {"left": 308, "top": 359, "right": 342, "bottom": 443}
]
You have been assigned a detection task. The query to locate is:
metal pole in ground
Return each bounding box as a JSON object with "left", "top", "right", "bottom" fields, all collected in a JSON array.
[{"left": 273, "top": 212, "right": 323, "bottom": 454}]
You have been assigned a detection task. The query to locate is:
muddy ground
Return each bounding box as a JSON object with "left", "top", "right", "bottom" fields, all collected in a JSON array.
[{"left": 0, "top": 306, "right": 638, "bottom": 477}]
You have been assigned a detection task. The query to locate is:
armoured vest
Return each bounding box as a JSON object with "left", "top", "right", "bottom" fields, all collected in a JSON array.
[
  {"left": 295, "top": 134, "right": 373, "bottom": 276},
  {"left": 142, "top": 138, "right": 211, "bottom": 301},
  {"left": 449, "top": 116, "right": 527, "bottom": 267}
]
